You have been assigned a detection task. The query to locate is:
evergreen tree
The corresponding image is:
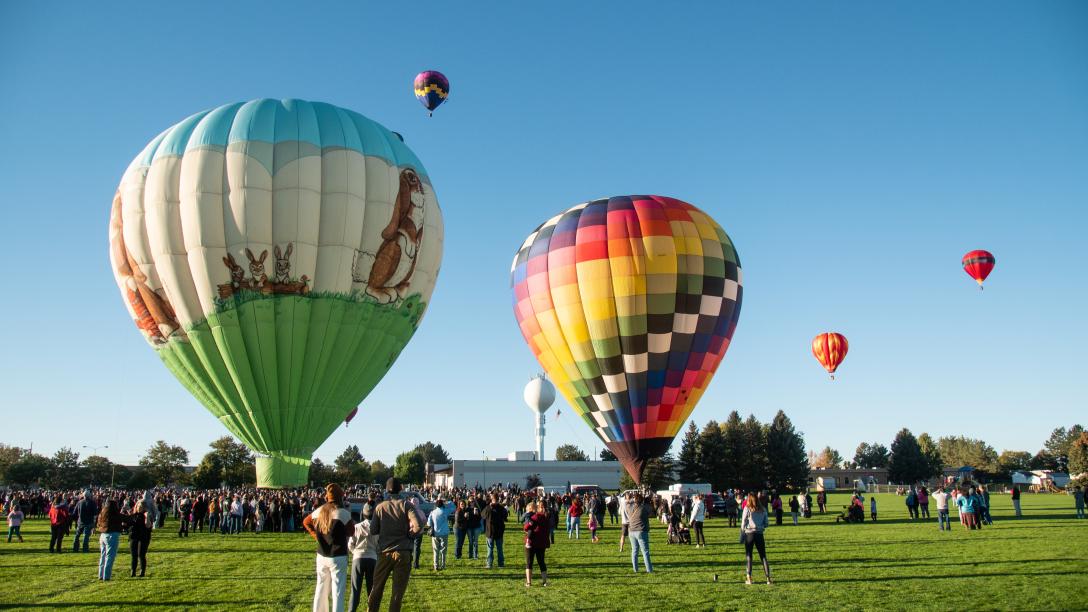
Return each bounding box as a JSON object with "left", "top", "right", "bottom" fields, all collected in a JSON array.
[
  {"left": 677, "top": 421, "right": 702, "bottom": 482},
  {"left": 765, "top": 410, "right": 809, "bottom": 492},
  {"left": 854, "top": 442, "right": 890, "bottom": 468},
  {"left": 619, "top": 453, "right": 676, "bottom": 491},
  {"left": 696, "top": 420, "right": 727, "bottom": 489},
  {"left": 917, "top": 433, "right": 944, "bottom": 478},
  {"left": 412, "top": 442, "right": 452, "bottom": 466},
  {"left": 555, "top": 444, "right": 589, "bottom": 461},
  {"left": 1068, "top": 432, "right": 1088, "bottom": 476},
  {"left": 888, "top": 428, "right": 929, "bottom": 484},
  {"left": 308, "top": 458, "right": 336, "bottom": 485},
  {"left": 739, "top": 414, "right": 768, "bottom": 490},
  {"left": 1043, "top": 425, "right": 1085, "bottom": 473},
  {"left": 599, "top": 448, "right": 617, "bottom": 461},
  {"left": 334, "top": 444, "right": 372, "bottom": 485},
  {"left": 719, "top": 411, "right": 746, "bottom": 489}
]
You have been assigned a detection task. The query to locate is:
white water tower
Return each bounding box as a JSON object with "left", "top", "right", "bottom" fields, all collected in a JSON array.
[{"left": 523, "top": 374, "right": 556, "bottom": 461}]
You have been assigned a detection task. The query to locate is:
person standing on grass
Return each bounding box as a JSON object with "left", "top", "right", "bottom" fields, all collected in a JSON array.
[
  {"left": 905, "top": 487, "right": 918, "bottom": 520},
  {"left": 689, "top": 494, "right": 706, "bottom": 548},
  {"left": 303, "top": 484, "right": 354, "bottom": 612},
  {"left": 725, "top": 492, "right": 739, "bottom": 528},
  {"left": 430, "top": 499, "right": 452, "bottom": 571},
  {"left": 453, "top": 500, "right": 469, "bottom": 560},
  {"left": 126, "top": 499, "right": 153, "bottom": 577},
  {"left": 625, "top": 492, "right": 653, "bottom": 574},
  {"left": 739, "top": 492, "right": 771, "bottom": 585},
  {"left": 368, "top": 478, "right": 422, "bottom": 612},
  {"left": 932, "top": 487, "right": 951, "bottom": 531},
  {"left": 1011, "top": 485, "right": 1022, "bottom": 517},
  {"left": 523, "top": 501, "right": 550, "bottom": 587},
  {"left": 870, "top": 495, "right": 877, "bottom": 521},
  {"left": 771, "top": 493, "right": 783, "bottom": 526},
  {"left": 229, "top": 495, "right": 244, "bottom": 535},
  {"left": 406, "top": 496, "right": 426, "bottom": 570},
  {"left": 347, "top": 505, "right": 378, "bottom": 612},
  {"left": 956, "top": 487, "right": 978, "bottom": 530},
  {"left": 618, "top": 492, "right": 630, "bottom": 552},
  {"left": 482, "top": 493, "right": 508, "bottom": 569},
  {"left": 7, "top": 501, "right": 25, "bottom": 543},
  {"left": 607, "top": 495, "right": 619, "bottom": 525},
  {"left": 466, "top": 500, "right": 483, "bottom": 560},
  {"left": 566, "top": 496, "right": 583, "bottom": 539},
  {"left": 917, "top": 487, "right": 930, "bottom": 518},
  {"left": 95, "top": 499, "right": 125, "bottom": 581},
  {"left": 978, "top": 486, "right": 993, "bottom": 525},
  {"left": 789, "top": 495, "right": 800, "bottom": 525},
  {"left": 48, "top": 496, "right": 70, "bottom": 553},
  {"left": 1072, "top": 486, "right": 1084, "bottom": 519},
  {"left": 816, "top": 490, "right": 827, "bottom": 514},
  {"left": 73, "top": 490, "right": 97, "bottom": 553}
]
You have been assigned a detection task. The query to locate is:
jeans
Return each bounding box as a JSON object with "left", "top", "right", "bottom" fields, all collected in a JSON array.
[
  {"left": 486, "top": 536, "right": 504, "bottom": 568},
  {"left": 1012, "top": 499, "right": 1021, "bottom": 517},
  {"left": 348, "top": 557, "right": 376, "bottom": 612},
  {"left": 313, "top": 554, "right": 347, "bottom": 612},
  {"left": 791, "top": 511, "right": 799, "bottom": 525},
  {"left": 412, "top": 535, "right": 422, "bottom": 569},
  {"left": 229, "top": 515, "right": 243, "bottom": 534},
  {"left": 629, "top": 530, "right": 652, "bottom": 573},
  {"left": 74, "top": 523, "right": 94, "bottom": 552},
  {"left": 49, "top": 524, "right": 65, "bottom": 552},
  {"left": 368, "top": 550, "right": 412, "bottom": 612},
  {"left": 467, "top": 527, "right": 481, "bottom": 559},
  {"left": 1076, "top": 505, "right": 1085, "bottom": 519},
  {"left": 454, "top": 528, "right": 466, "bottom": 559},
  {"left": 920, "top": 502, "right": 930, "bottom": 518},
  {"left": 431, "top": 535, "right": 448, "bottom": 569},
  {"left": 130, "top": 535, "right": 150, "bottom": 575},
  {"left": 209, "top": 513, "right": 220, "bottom": 533},
  {"left": 98, "top": 532, "right": 120, "bottom": 580},
  {"left": 567, "top": 516, "right": 580, "bottom": 538},
  {"left": 7, "top": 526, "right": 22, "bottom": 542},
  {"left": 937, "top": 509, "right": 950, "bottom": 531}
]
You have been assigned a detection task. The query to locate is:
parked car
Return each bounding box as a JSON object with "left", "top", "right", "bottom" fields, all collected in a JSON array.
[{"left": 704, "top": 492, "right": 727, "bottom": 517}]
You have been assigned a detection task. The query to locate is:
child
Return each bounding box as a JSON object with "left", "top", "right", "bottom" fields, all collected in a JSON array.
[
  {"left": 7, "top": 503, "right": 25, "bottom": 543},
  {"left": 870, "top": 495, "right": 877, "bottom": 521},
  {"left": 588, "top": 512, "right": 599, "bottom": 543}
]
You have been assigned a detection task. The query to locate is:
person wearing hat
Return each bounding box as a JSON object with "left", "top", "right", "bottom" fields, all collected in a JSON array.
[
  {"left": 367, "top": 478, "right": 422, "bottom": 612},
  {"left": 303, "top": 483, "right": 355, "bottom": 612},
  {"left": 347, "top": 503, "right": 378, "bottom": 612}
]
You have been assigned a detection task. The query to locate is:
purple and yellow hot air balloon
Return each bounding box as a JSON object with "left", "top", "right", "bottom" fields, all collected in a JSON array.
[
  {"left": 414, "top": 70, "right": 449, "bottom": 117},
  {"left": 511, "top": 196, "right": 743, "bottom": 485}
]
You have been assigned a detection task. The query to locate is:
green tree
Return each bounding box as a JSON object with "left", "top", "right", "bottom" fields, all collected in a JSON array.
[
  {"left": 619, "top": 453, "right": 676, "bottom": 491},
  {"left": 393, "top": 450, "right": 426, "bottom": 484},
  {"left": 45, "top": 447, "right": 84, "bottom": 489},
  {"left": 334, "top": 445, "right": 372, "bottom": 485},
  {"left": 720, "top": 411, "right": 746, "bottom": 489},
  {"left": 599, "top": 448, "right": 617, "bottom": 461},
  {"left": 139, "top": 441, "right": 189, "bottom": 486},
  {"left": 1043, "top": 425, "right": 1085, "bottom": 473},
  {"left": 918, "top": 433, "right": 944, "bottom": 478},
  {"left": 525, "top": 473, "right": 543, "bottom": 488},
  {"left": 191, "top": 454, "right": 224, "bottom": 489},
  {"left": 997, "top": 451, "right": 1033, "bottom": 478},
  {"left": 82, "top": 455, "right": 115, "bottom": 487},
  {"left": 888, "top": 428, "right": 929, "bottom": 484},
  {"left": 308, "top": 458, "right": 336, "bottom": 485},
  {"left": 1030, "top": 450, "right": 1058, "bottom": 471},
  {"left": 0, "top": 444, "right": 24, "bottom": 482},
  {"left": 555, "top": 444, "right": 589, "bottom": 462},
  {"left": 676, "top": 421, "right": 702, "bottom": 482},
  {"left": 1068, "top": 432, "right": 1088, "bottom": 476},
  {"left": 6, "top": 453, "right": 50, "bottom": 487},
  {"left": 370, "top": 460, "right": 392, "bottom": 484},
  {"left": 765, "top": 410, "right": 809, "bottom": 492},
  {"left": 207, "top": 436, "right": 255, "bottom": 486},
  {"left": 854, "top": 442, "right": 890, "bottom": 469},
  {"left": 412, "top": 442, "right": 452, "bottom": 466},
  {"left": 936, "top": 436, "right": 999, "bottom": 475},
  {"left": 127, "top": 469, "right": 154, "bottom": 490},
  {"left": 738, "top": 414, "right": 768, "bottom": 490},
  {"left": 695, "top": 420, "right": 728, "bottom": 489},
  {"left": 810, "top": 446, "right": 843, "bottom": 469}
]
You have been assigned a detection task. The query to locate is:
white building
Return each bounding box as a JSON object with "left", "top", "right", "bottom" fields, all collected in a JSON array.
[{"left": 429, "top": 455, "right": 622, "bottom": 490}]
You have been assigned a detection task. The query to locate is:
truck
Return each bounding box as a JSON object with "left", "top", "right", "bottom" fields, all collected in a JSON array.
[{"left": 669, "top": 483, "right": 712, "bottom": 497}]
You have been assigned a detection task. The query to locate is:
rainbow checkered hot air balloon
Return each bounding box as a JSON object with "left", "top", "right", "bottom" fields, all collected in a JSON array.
[
  {"left": 413, "top": 70, "right": 449, "bottom": 116},
  {"left": 511, "top": 196, "right": 743, "bottom": 485}
]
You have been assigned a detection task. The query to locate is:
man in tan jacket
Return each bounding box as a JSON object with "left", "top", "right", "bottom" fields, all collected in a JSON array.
[{"left": 367, "top": 478, "right": 421, "bottom": 612}]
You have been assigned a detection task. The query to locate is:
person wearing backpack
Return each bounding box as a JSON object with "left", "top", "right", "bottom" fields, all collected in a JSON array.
[{"left": 48, "top": 496, "right": 70, "bottom": 553}]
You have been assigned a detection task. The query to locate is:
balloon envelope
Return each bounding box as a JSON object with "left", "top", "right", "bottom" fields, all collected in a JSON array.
[
  {"left": 109, "top": 99, "right": 443, "bottom": 487},
  {"left": 962, "top": 249, "right": 995, "bottom": 288},
  {"left": 812, "top": 332, "right": 848, "bottom": 377},
  {"left": 511, "top": 196, "right": 742, "bottom": 484},
  {"left": 413, "top": 71, "right": 449, "bottom": 114}
]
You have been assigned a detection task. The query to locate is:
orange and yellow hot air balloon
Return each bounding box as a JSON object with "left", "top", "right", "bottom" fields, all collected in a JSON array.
[{"left": 812, "top": 332, "right": 848, "bottom": 380}]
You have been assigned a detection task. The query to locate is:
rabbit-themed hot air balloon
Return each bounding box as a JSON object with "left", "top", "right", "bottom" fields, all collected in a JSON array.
[
  {"left": 511, "top": 196, "right": 743, "bottom": 485},
  {"left": 109, "top": 99, "right": 443, "bottom": 487}
]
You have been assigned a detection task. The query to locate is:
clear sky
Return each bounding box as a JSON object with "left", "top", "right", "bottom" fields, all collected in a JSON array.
[{"left": 1, "top": 1, "right": 1085, "bottom": 467}]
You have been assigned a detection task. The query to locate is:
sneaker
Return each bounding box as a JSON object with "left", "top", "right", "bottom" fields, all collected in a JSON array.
[
  {"left": 767, "top": 576, "right": 773, "bottom": 585},
  {"left": 745, "top": 575, "right": 752, "bottom": 585}
]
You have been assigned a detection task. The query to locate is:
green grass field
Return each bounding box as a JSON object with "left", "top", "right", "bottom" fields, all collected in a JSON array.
[{"left": 1, "top": 493, "right": 1085, "bottom": 611}]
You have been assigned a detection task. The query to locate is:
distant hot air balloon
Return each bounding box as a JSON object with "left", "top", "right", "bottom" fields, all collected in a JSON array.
[
  {"left": 345, "top": 407, "right": 359, "bottom": 426},
  {"left": 962, "top": 250, "right": 995, "bottom": 290},
  {"left": 511, "top": 196, "right": 743, "bottom": 485},
  {"left": 109, "top": 99, "right": 444, "bottom": 487},
  {"left": 812, "top": 333, "right": 848, "bottom": 379},
  {"left": 414, "top": 71, "right": 449, "bottom": 116}
]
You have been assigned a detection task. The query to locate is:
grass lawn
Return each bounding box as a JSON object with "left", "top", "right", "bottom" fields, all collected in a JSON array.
[{"left": 1, "top": 492, "right": 1085, "bottom": 611}]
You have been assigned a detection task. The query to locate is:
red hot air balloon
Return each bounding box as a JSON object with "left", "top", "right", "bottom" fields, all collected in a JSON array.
[
  {"left": 962, "top": 250, "right": 995, "bottom": 290},
  {"left": 345, "top": 407, "right": 359, "bottom": 426},
  {"left": 812, "top": 333, "right": 848, "bottom": 380}
]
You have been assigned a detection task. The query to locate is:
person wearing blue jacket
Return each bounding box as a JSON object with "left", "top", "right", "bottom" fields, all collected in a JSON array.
[
  {"left": 739, "top": 492, "right": 771, "bottom": 585},
  {"left": 956, "top": 488, "right": 979, "bottom": 530},
  {"left": 427, "top": 500, "right": 450, "bottom": 571}
]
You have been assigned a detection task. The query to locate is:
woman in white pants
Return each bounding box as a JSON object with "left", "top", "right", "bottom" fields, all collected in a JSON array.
[{"left": 303, "top": 484, "right": 355, "bottom": 612}]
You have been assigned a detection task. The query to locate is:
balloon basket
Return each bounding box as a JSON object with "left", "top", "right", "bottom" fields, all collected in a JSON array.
[{"left": 256, "top": 454, "right": 311, "bottom": 488}]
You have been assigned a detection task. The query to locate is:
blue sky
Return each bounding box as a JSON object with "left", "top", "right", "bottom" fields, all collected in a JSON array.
[{"left": 1, "top": 1, "right": 1085, "bottom": 467}]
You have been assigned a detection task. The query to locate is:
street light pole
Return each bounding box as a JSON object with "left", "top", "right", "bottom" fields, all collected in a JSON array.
[
  {"left": 482, "top": 451, "right": 486, "bottom": 491},
  {"left": 83, "top": 445, "right": 109, "bottom": 486}
]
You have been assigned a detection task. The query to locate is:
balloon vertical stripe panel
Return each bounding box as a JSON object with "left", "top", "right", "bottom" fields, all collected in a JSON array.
[
  {"left": 109, "top": 99, "right": 443, "bottom": 487},
  {"left": 512, "top": 195, "right": 742, "bottom": 483}
]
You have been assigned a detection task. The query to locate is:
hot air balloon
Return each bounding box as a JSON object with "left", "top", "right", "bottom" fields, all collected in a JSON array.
[
  {"left": 345, "top": 407, "right": 359, "bottom": 426},
  {"left": 524, "top": 374, "right": 556, "bottom": 462},
  {"left": 109, "top": 99, "right": 444, "bottom": 487},
  {"left": 413, "top": 71, "right": 449, "bottom": 116},
  {"left": 511, "top": 196, "right": 742, "bottom": 485},
  {"left": 812, "top": 333, "right": 848, "bottom": 379},
  {"left": 962, "top": 250, "right": 995, "bottom": 290}
]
